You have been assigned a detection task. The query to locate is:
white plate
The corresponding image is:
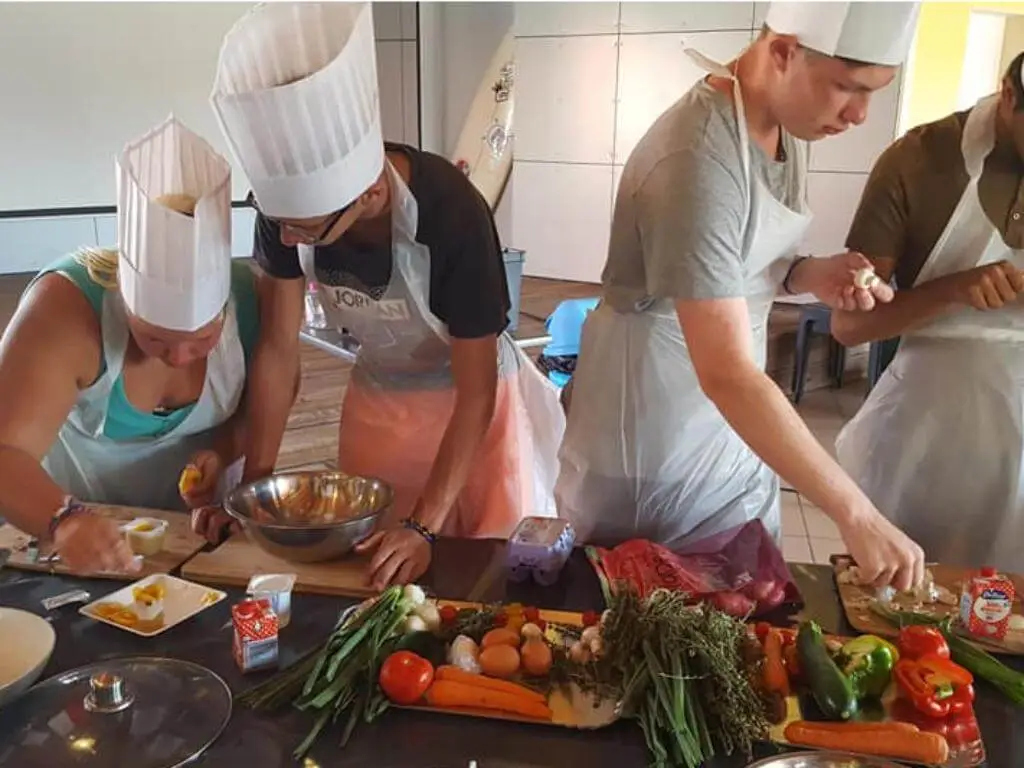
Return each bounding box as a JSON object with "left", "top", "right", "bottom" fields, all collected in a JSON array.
[
  {"left": 79, "top": 574, "right": 226, "bottom": 637},
  {"left": 0, "top": 607, "right": 55, "bottom": 707}
]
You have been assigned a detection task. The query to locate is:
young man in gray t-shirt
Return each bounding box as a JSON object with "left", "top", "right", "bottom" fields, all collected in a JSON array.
[{"left": 557, "top": 1, "right": 927, "bottom": 592}]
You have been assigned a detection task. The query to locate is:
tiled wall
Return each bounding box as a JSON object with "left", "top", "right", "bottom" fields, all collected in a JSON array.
[
  {"left": 0, "top": 3, "right": 421, "bottom": 276},
  {"left": 511, "top": 2, "right": 905, "bottom": 282}
]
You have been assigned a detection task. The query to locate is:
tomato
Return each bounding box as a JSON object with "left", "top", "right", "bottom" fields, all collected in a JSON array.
[
  {"left": 378, "top": 651, "right": 434, "bottom": 705},
  {"left": 493, "top": 612, "right": 509, "bottom": 627},
  {"left": 581, "top": 611, "right": 600, "bottom": 628},
  {"left": 523, "top": 607, "right": 540, "bottom": 623},
  {"left": 898, "top": 626, "right": 950, "bottom": 661},
  {"left": 535, "top": 618, "right": 547, "bottom": 632},
  {"left": 438, "top": 605, "right": 458, "bottom": 625}
]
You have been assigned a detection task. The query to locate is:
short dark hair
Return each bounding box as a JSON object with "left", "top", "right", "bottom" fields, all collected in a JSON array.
[
  {"left": 759, "top": 23, "right": 879, "bottom": 69},
  {"left": 1004, "top": 51, "right": 1024, "bottom": 112}
]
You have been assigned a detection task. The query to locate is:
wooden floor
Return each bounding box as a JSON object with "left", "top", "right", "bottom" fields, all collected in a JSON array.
[{"left": 0, "top": 270, "right": 846, "bottom": 470}]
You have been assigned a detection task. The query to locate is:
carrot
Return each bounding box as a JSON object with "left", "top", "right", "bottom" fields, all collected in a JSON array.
[
  {"left": 763, "top": 629, "right": 790, "bottom": 697},
  {"left": 434, "top": 666, "right": 547, "bottom": 703},
  {"left": 784, "top": 721, "right": 950, "bottom": 764},
  {"left": 424, "top": 680, "right": 553, "bottom": 720},
  {"left": 782, "top": 643, "right": 801, "bottom": 681},
  {"left": 786, "top": 720, "right": 919, "bottom": 734}
]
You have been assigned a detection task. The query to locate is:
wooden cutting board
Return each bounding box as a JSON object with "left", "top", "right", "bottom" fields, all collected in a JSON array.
[
  {"left": 832, "top": 555, "right": 1024, "bottom": 655},
  {"left": 0, "top": 505, "right": 205, "bottom": 581},
  {"left": 181, "top": 534, "right": 377, "bottom": 598}
]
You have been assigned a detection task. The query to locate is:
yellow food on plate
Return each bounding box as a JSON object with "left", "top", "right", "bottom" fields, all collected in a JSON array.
[
  {"left": 479, "top": 644, "right": 520, "bottom": 679},
  {"left": 178, "top": 465, "right": 203, "bottom": 495},
  {"left": 132, "top": 580, "right": 166, "bottom": 605}
]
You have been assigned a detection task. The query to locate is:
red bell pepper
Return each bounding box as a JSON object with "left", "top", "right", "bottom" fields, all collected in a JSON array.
[
  {"left": 898, "top": 625, "right": 950, "bottom": 660},
  {"left": 894, "top": 656, "right": 975, "bottom": 718}
]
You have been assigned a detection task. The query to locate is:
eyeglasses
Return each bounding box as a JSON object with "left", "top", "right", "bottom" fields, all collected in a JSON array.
[{"left": 245, "top": 190, "right": 352, "bottom": 245}]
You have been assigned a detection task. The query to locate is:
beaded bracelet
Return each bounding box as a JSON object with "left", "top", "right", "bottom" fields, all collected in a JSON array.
[
  {"left": 782, "top": 256, "right": 810, "bottom": 295},
  {"left": 400, "top": 517, "right": 437, "bottom": 545},
  {"left": 47, "top": 496, "right": 87, "bottom": 542}
]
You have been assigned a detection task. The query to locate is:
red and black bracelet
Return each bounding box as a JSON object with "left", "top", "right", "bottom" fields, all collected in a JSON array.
[
  {"left": 47, "top": 496, "right": 88, "bottom": 542},
  {"left": 400, "top": 517, "right": 437, "bottom": 545}
]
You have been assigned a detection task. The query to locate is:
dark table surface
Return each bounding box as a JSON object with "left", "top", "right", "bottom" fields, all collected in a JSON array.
[{"left": 1, "top": 539, "right": 1021, "bottom": 767}]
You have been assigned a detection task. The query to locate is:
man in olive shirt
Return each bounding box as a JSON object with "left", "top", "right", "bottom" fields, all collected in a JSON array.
[{"left": 834, "top": 52, "right": 1024, "bottom": 571}]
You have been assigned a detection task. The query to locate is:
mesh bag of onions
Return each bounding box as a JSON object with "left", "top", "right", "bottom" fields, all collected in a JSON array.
[{"left": 585, "top": 519, "right": 802, "bottom": 618}]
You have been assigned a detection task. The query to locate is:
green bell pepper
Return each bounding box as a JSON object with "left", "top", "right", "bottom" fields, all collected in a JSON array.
[{"left": 841, "top": 635, "right": 899, "bottom": 700}]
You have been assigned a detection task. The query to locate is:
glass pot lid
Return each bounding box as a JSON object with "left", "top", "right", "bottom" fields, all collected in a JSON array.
[{"left": 0, "top": 656, "right": 232, "bottom": 768}]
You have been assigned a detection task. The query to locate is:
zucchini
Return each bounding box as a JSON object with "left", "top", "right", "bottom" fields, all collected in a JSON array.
[{"left": 796, "top": 621, "right": 857, "bottom": 720}]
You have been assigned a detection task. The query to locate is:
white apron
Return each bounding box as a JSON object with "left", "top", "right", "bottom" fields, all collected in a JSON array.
[
  {"left": 42, "top": 289, "right": 247, "bottom": 511},
  {"left": 301, "top": 160, "right": 564, "bottom": 530},
  {"left": 555, "top": 52, "right": 813, "bottom": 550},
  {"left": 836, "top": 95, "right": 1024, "bottom": 571}
]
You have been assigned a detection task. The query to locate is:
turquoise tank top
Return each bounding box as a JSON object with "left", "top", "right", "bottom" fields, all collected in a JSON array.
[{"left": 42, "top": 255, "right": 260, "bottom": 441}]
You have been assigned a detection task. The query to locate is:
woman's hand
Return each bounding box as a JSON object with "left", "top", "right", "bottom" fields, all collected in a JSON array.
[
  {"left": 790, "top": 252, "right": 895, "bottom": 310},
  {"left": 53, "top": 511, "right": 139, "bottom": 573},
  {"left": 355, "top": 527, "right": 432, "bottom": 591},
  {"left": 179, "top": 450, "right": 223, "bottom": 509}
]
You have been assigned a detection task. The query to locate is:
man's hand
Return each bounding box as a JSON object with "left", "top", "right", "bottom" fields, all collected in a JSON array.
[
  {"left": 53, "top": 511, "right": 139, "bottom": 574},
  {"left": 355, "top": 527, "right": 432, "bottom": 591},
  {"left": 836, "top": 508, "right": 925, "bottom": 591},
  {"left": 791, "top": 252, "right": 895, "bottom": 310},
  {"left": 948, "top": 260, "right": 1024, "bottom": 310}
]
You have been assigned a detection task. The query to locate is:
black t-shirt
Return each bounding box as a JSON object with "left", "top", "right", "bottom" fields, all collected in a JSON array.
[{"left": 252, "top": 143, "right": 511, "bottom": 339}]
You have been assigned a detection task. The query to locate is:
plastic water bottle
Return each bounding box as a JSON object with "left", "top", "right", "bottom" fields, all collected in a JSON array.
[{"left": 304, "top": 282, "right": 328, "bottom": 330}]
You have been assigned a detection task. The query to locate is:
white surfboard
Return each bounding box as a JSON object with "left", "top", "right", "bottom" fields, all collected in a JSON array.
[{"left": 450, "top": 32, "right": 515, "bottom": 211}]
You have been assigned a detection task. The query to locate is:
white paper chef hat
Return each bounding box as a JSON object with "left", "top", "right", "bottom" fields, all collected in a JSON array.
[
  {"left": 116, "top": 116, "right": 233, "bottom": 332},
  {"left": 766, "top": 2, "right": 920, "bottom": 67},
  {"left": 210, "top": 2, "right": 384, "bottom": 219}
]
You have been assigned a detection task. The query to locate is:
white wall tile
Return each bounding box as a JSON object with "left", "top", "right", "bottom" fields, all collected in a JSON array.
[
  {"left": 514, "top": 2, "right": 620, "bottom": 37},
  {"left": 612, "top": 164, "right": 624, "bottom": 215},
  {"left": 401, "top": 41, "right": 420, "bottom": 145},
  {"left": 753, "top": 2, "right": 769, "bottom": 28},
  {"left": 618, "top": 2, "right": 755, "bottom": 34},
  {"left": 399, "top": 2, "right": 419, "bottom": 41},
  {"left": 513, "top": 162, "right": 613, "bottom": 283},
  {"left": 373, "top": 2, "right": 403, "bottom": 40},
  {"left": 615, "top": 31, "right": 750, "bottom": 163},
  {"left": 377, "top": 41, "right": 407, "bottom": 144},
  {"left": 495, "top": 165, "right": 515, "bottom": 248},
  {"left": 809, "top": 77, "right": 901, "bottom": 174},
  {"left": 0, "top": 216, "right": 97, "bottom": 274},
  {"left": 802, "top": 172, "right": 869, "bottom": 257},
  {"left": 516, "top": 36, "right": 618, "bottom": 164},
  {"left": 94, "top": 214, "right": 116, "bottom": 247}
]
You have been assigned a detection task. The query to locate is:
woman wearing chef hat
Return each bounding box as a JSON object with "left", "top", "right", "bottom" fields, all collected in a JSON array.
[
  {"left": 211, "top": 2, "right": 564, "bottom": 589},
  {"left": 0, "top": 117, "right": 262, "bottom": 574},
  {"left": 557, "top": 2, "right": 928, "bottom": 591}
]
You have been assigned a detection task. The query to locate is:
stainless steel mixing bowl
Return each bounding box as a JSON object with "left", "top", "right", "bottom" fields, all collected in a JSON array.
[{"left": 222, "top": 471, "right": 393, "bottom": 563}]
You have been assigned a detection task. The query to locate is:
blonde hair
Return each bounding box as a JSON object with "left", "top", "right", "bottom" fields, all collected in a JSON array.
[{"left": 72, "top": 194, "right": 198, "bottom": 290}]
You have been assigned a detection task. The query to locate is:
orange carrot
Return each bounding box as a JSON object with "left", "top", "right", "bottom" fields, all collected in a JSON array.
[
  {"left": 763, "top": 629, "right": 790, "bottom": 697},
  {"left": 424, "top": 680, "right": 553, "bottom": 720},
  {"left": 787, "top": 720, "right": 919, "bottom": 734},
  {"left": 434, "top": 666, "right": 547, "bottom": 703},
  {"left": 784, "top": 721, "right": 949, "bottom": 764}
]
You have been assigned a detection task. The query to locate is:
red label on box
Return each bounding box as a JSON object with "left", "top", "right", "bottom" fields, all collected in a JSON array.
[{"left": 232, "top": 598, "right": 279, "bottom": 673}]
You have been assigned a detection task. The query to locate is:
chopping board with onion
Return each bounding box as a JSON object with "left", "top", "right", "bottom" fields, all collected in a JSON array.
[
  {"left": 832, "top": 555, "right": 1024, "bottom": 655},
  {"left": 181, "top": 534, "right": 377, "bottom": 598},
  {"left": 0, "top": 505, "right": 205, "bottom": 580}
]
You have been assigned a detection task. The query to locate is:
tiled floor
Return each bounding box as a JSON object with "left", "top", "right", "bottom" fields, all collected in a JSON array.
[{"left": 782, "top": 379, "right": 870, "bottom": 564}]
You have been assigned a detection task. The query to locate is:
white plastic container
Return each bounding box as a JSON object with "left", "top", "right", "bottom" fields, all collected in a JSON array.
[{"left": 247, "top": 573, "right": 297, "bottom": 628}]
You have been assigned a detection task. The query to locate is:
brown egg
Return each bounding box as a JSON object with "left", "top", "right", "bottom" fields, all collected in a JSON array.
[
  {"left": 521, "top": 639, "right": 553, "bottom": 677},
  {"left": 481, "top": 627, "right": 520, "bottom": 650},
  {"left": 479, "top": 644, "right": 521, "bottom": 679}
]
